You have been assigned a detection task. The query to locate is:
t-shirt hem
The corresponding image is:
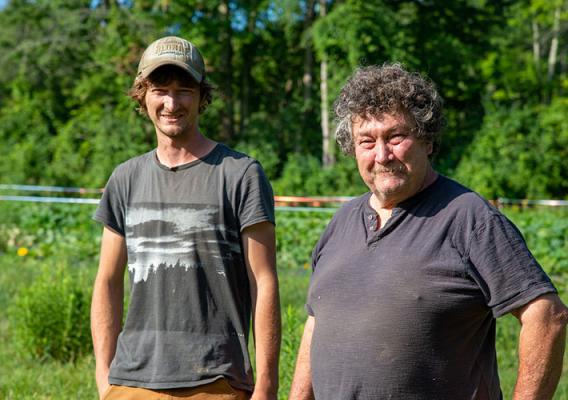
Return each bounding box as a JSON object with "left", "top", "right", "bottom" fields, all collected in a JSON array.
[
  {"left": 240, "top": 216, "right": 275, "bottom": 232},
  {"left": 492, "top": 283, "right": 557, "bottom": 318},
  {"left": 108, "top": 375, "right": 253, "bottom": 392},
  {"left": 92, "top": 214, "right": 124, "bottom": 237}
]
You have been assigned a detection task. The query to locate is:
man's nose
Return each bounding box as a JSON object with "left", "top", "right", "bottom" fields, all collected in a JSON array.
[
  {"left": 163, "top": 92, "right": 178, "bottom": 110},
  {"left": 374, "top": 141, "right": 393, "bottom": 164}
]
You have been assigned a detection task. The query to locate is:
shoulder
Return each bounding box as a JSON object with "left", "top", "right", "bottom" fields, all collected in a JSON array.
[
  {"left": 428, "top": 176, "right": 521, "bottom": 252},
  {"left": 428, "top": 175, "right": 502, "bottom": 223},
  {"left": 109, "top": 150, "right": 155, "bottom": 181},
  {"left": 213, "top": 144, "right": 258, "bottom": 167},
  {"left": 211, "top": 144, "right": 267, "bottom": 180}
]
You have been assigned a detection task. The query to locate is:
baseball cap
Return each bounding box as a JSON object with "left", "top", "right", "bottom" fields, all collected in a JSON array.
[{"left": 136, "top": 36, "right": 205, "bottom": 83}]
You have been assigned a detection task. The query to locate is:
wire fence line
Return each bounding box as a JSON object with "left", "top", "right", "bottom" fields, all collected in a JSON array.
[{"left": 1, "top": 184, "right": 568, "bottom": 210}]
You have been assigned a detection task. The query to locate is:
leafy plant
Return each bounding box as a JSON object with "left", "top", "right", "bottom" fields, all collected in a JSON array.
[{"left": 8, "top": 265, "right": 92, "bottom": 363}]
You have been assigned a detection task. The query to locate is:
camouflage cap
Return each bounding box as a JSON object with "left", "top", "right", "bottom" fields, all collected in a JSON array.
[{"left": 137, "top": 36, "right": 205, "bottom": 82}]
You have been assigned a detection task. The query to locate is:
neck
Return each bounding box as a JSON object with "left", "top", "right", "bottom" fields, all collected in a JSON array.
[{"left": 156, "top": 129, "right": 216, "bottom": 168}]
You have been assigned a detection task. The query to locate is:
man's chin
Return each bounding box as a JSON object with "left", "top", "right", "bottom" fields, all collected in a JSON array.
[
  {"left": 373, "top": 180, "right": 407, "bottom": 197},
  {"left": 160, "top": 128, "right": 185, "bottom": 138}
]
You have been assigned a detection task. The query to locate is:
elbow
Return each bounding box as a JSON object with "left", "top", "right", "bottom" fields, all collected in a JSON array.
[
  {"left": 545, "top": 299, "right": 568, "bottom": 335},
  {"left": 552, "top": 305, "right": 568, "bottom": 329}
]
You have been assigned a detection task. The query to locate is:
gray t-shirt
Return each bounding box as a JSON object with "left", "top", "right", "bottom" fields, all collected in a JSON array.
[
  {"left": 94, "top": 144, "right": 274, "bottom": 391},
  {"left": 307, "top": 175, "right": 556, "bottom": 400}
]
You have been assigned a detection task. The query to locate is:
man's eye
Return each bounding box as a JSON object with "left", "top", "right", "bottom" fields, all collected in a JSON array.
[
  {"left": 389, "top": 135, "right": 406, "bottom": 144},
  {"left": 358, "top": 140, "right": 374, "bottom": 147}
]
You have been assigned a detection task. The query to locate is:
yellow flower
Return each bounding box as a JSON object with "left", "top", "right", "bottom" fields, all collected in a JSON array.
[{"left": 17, "top": 247, "right": 29, "bottom": 257}]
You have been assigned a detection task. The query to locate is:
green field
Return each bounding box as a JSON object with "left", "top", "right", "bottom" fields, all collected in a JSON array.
[{"left": 0, "top": 202, "right": 567, "bottom": 399}]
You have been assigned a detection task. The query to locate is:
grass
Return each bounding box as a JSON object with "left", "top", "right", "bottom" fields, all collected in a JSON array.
[{"left": 0, "top": 203, "right": 567, "bottom": 399}]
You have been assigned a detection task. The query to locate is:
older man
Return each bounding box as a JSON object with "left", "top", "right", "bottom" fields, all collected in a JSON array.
[
  {"left": 91, "top": 36, "right": 280, "bottom": 400},
  {"left": 289, "top": 64, "right": 567, "bottom": 400}
]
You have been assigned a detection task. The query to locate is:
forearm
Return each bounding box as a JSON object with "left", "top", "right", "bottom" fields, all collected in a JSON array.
[
  {"left": 513, "top": 322, "right": 566, "bottom": 399},
  {"left": 91, "top": 278, "right": 123, "bottom": 367},
  {"left": 91, "top": 276, "right": 124, "bottom": 392},
  {"left": 512, "top": 294, "right": 568, "bottom": 400},
  {"left": 252, "top": 275, "right": 281, "bottom": 397},
  {"left": 289, "top": 316, "right": 315, "bottom": 400}
]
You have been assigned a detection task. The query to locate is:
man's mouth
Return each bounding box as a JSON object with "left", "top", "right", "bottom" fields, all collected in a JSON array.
[{"left": 160, "top": 114, "right": 183, "bottom": 122}]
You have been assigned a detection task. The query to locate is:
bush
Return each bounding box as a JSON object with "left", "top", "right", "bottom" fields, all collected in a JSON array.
[
  {"left": 8, "top": 265, "right": 92, "bottom": 362},
  {"left": 455, "top": 99, "right": 568, "bottom": 199},
  {"left": 273, "top": 153, "right": 366, "bottom": 196},
  {"left": 276, "top": 210, "right": 332, "bottom": 269}
]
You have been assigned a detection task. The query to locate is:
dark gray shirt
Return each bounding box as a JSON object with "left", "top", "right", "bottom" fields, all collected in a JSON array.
[
  {"left": 94, "top": 144, "right": 274, "bottom": 391},
  {"left": 307, "top": 175, "right": 556, "bottom": 400}
]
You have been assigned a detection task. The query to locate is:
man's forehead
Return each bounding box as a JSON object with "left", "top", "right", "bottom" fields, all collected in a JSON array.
[{"left": 352, "top": 112, "right": 413, "bottom": 129}]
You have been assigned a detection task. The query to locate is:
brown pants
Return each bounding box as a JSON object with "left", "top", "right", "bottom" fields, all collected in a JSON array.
[{"left": 102, "top": 378, "right": 251, "bottom": 400}]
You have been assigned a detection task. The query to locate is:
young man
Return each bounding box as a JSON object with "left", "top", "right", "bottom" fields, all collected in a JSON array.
[
  {"left": 91, "top": 36, "right": 280, "bottom": 400},
  {"left": 289, "top": 64, "right": 568, "bottom": 400}
]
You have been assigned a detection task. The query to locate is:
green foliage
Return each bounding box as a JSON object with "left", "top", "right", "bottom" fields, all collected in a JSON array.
[
  {"left": 8, "top": 265, "right": 92, "bottom": 363},
  {"left": 505, "top": 207, "right": 568, "bottom": 277},
  {"left": 273, "top": 153, "right": 366, "bottom": 196},
  {"left": 480, "top": 0, "right": 568, "bottom": 103},
  {"left": 0, "top": 0, "right": 565, "bottom": 198},
  {"left": 276, "top": 209, "right": 332, "bottom": 269},
  {"left": 455, "top": 98, "right": 568, "bottom": 199},
  {"left": 234, "top": 140, "right": 281, "bottom": 180},
  {"left": 0, "top": 202, "right": 100, "bottom": 260}
]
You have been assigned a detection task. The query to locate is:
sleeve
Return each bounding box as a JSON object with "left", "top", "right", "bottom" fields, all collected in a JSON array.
[
  {"left": 466, "top": 213, "right": 557, "bottom": 318},
  {"left": 93, "top": 169, "right": 127, "bottom": 236},
  {"left": 305, "top": 243, "right": 321, "bottom": 317},
  {"left": 237, "top": 161, "right": 275, "bottom": 231}
]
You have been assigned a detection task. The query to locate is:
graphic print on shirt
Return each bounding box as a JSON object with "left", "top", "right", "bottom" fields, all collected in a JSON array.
[{"left": 125, "top": 202, "right": 241, "bottom": 283}]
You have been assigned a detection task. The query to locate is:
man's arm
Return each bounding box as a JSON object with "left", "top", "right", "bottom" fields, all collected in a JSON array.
[
  {"left": 242, "top": 221, "right": 281, "bottom": 400},
  {"left": 91, "top": 227, "right": 127, "bottom": 398},
  {"left": 289, "top": 316, "right": 315, "bottom": 400},
  {"left": 511, "top": 293, "right": 568, "bottom": 400}
]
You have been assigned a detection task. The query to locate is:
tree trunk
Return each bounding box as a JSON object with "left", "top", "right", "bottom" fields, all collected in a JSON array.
[
  {"left": 532, "top": 19, "right": 541, "bottom": 79},
  {"left": 546, "top": 6, "right": 560, "bottom": 83},
  {"left": 303, "top": 0, "right": 316, "bottom": 106},
  {"left": 239, "top": 8, "right": 257, "bottom": 135},
  {"left": 219, "top": 0, "right": 234, "bottom": 141},
  {"left": 320, "top": 0, "right": 334, "bottom": 167},
  {"left": 299, "top": 0, "right": 316, "bottom": 152}
]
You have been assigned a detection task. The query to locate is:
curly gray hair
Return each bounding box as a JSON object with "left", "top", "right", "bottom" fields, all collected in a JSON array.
[{"left": 334, "top": 63, "right": 444, "bottom": 156}]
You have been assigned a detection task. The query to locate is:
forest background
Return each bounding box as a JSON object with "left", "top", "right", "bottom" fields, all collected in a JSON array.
[{"left": 1, "top": 0, "right": 567, "bottom": 199}]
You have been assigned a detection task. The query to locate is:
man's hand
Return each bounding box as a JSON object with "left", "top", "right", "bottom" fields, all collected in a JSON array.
[
  {"left": 95, "top": 367, "right": 111, "bottom": 399},
  {"left": 250, "top": 386, "right": 278, "bottom": 400},
  {"left": 511, "top": 293, "right": 568, "bottom": 400}
]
